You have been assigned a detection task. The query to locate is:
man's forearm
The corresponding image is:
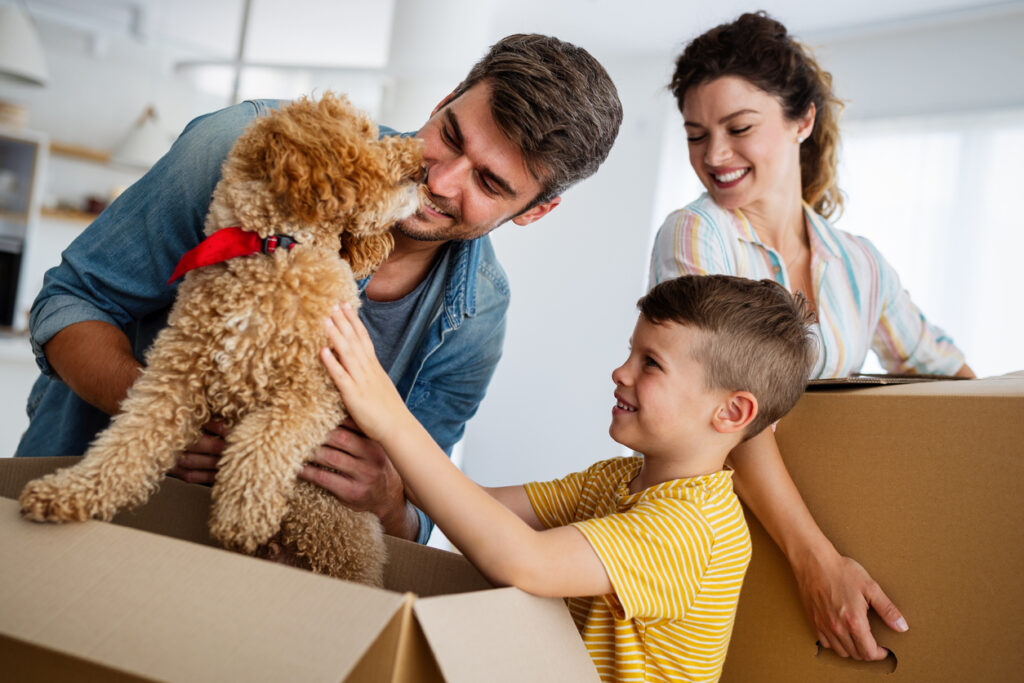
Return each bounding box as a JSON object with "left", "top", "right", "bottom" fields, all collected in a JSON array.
[
  {"left": 45, "top": 320, "right": 142, "bottom": 416},
  {"left": 382, "top": 498, "right": 422, "bottom": 541}
]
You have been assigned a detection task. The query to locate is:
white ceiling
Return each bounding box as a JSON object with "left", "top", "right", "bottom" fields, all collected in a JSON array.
[
  {"left": 490, "top": 0, "right": 1024, "bottom": 55},
  {"left": 22, "top": 0, "right": 1024, "bottom": 67}
]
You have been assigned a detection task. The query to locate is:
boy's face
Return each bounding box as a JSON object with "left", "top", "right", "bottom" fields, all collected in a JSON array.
[
  {"left": 397, "top": 81, "right": 559, "bottom": 243},
  {"left": 609, "top": 318, "right": 724, "bottom": 457}
]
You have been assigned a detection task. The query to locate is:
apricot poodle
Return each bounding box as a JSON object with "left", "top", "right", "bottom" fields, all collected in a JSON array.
[{"left": 19, "top": 93, "right": 423, "bottom": 585}]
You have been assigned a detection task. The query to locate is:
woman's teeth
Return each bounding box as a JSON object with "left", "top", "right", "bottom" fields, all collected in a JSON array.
[{"left": 714, "top": 168, "right": 748, "bottom": 183}]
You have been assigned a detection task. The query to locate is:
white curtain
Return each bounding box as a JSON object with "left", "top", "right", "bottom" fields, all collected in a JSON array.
[
  {"left": 650, "top": 106, "right": 1024, "bottom": 377},
  {"left": 837, "top": 111, "right": 1024, "bottom": 376}
]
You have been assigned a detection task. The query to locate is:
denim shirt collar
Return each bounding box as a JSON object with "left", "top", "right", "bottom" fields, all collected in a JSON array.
[{"left": 357, "top": 237, "right": 482, "bottom": 330}]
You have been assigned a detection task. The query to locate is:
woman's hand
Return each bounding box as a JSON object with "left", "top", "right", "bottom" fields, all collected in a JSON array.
[{"left": 794, "top": 548, "right": 908, "bottom": 660}]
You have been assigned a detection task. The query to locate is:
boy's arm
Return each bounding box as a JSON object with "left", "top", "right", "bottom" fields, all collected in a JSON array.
[
  {"left": 483, "top": 485, "right": 545, "bottom": 531},
  {"left": 728, "top": 429, "right": 908, "bottom": 661},
  {"left": 321, "top": 304, "right": 610, "bottom": 597}
]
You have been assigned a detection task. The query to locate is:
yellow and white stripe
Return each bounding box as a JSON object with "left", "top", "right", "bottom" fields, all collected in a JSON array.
[{"left": 525, "top": 456, "right": 751, "bottom": 682}]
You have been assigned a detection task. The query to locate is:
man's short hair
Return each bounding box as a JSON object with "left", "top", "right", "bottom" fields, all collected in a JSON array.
[
  {"left": 638, "top": 275, "right": 817, "bottom": 438},
  {"left": 450, "top": 33, "right": 623, "bottom": 209}
]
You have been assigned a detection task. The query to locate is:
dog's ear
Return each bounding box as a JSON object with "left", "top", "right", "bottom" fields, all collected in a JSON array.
[
  {"left": 378, "top": 135, "right": 425, "bottom": 186},
  {"left": 341, "top": 232, "right": 395, "bottom": 279},
  {"left": 260, "top": 94, "right": 368, "bottom": 224}
]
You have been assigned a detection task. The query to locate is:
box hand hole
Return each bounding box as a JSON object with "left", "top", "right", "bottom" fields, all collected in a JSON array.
[{"left": 815, "top": 641, "right": 898, "bottom": 675}]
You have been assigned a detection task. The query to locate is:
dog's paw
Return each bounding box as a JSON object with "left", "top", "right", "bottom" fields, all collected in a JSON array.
[
  {"left": 256, "top": 536, "right": 313, "bottom": 571},
  {"left": 209, "top": 497, "right": 282, "bottom": 554},
  {"left": 19, "top": 471, "right": 111, "bottom": 523}
]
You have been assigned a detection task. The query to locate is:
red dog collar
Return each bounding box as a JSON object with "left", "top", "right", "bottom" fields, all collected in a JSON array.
[{"left": 169, "top": 226, "right": 299, "bottom": 284}]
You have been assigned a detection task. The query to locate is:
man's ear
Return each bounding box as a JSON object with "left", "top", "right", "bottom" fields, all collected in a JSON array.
[
  {"left": 512, "top": 196, "right": 561, "bottom": 226},
  {"left": 711, "top": 391, "right": 758, "bottom": 435},
  {"left": 431, "top": 90, "right": 457, "bottom": 116}
]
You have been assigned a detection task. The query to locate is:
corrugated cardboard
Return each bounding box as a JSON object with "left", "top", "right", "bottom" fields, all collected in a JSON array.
[
  {"left": 5, "top": 371, "right": 1021, "bottom": 681},
  {"left": 0, "top": 457, "right": 599, "bottom": 683},
  {"left": 722, "top": 371, "right": 1024, "bottom": 682}
]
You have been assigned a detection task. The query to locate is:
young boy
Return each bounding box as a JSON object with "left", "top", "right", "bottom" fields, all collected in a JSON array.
[{"left": 319, "top": 274, "right": 816, "bottom": 682}]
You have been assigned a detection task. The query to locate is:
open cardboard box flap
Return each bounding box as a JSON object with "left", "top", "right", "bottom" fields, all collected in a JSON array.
[
  {"left": 0, "top": 457, "right": 599, "bottom": 683},
  {"left": 722, "top": 371, "right": 1024, "bottom": 682},
  {"left": 4, "top": 370, "right": 1023, "bottom": 682}
]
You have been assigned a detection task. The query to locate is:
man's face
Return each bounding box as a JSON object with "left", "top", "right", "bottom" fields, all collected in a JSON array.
[{"left": 397, "top": 82, "right": 559, "bottom": 243}]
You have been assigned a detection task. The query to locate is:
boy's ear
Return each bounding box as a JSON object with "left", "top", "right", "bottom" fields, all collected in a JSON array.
[{"left": 711, "top": 391, "right": 758, "bottom": 435}]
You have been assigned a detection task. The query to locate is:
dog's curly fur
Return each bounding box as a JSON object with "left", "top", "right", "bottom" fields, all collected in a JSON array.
[{"left": 19, "top": 93, "right": 423, "bottom": 585}]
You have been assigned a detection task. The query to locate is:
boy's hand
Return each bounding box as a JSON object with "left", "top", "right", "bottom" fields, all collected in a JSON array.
[{"left": 320, "top": 303, "right": 408, "bottom": 443}]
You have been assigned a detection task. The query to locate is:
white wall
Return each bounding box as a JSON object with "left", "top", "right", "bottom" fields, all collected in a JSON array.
[
  {"left": 462, "top": 56, "right": 673, "bottom": 484},
  {"left": 812, "top": 8, "right": 1024, "bottom": 120}
]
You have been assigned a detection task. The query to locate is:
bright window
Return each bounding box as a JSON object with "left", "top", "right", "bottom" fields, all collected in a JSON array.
[
  {"left": 650, "top": 106, "right": 1024, "bottom": 377},
  {"left": 837, "top": 112, "right": 1024, "bottom": 376}
]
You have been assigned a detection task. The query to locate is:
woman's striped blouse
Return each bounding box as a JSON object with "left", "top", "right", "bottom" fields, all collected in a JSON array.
[{"left": 649, "top": 193, "right": 966, "bottom": 378}]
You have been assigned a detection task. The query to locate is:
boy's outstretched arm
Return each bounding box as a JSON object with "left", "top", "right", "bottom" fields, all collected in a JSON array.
[{"left": 320, "top": 304, "right": 612, "bottom": 598}]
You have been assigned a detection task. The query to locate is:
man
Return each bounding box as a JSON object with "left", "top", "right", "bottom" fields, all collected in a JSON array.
[{"left": 15, "top": 34, "right": 623, "bottom": 545}]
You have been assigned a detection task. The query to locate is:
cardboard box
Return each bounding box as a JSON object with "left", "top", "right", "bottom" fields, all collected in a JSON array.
[
  {"left": 722, "top": 371, "right": 1024, "bottom": 682},
  {"left": 5, "top": 371, "right": 1021, "bottom": 681},
  {"left": 0, "top": 457, "right": 600, "bottom": 682}
]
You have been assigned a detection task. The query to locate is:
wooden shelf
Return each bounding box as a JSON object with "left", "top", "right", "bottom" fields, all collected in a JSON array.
[
  {"left": 40, "top": 207, "right": 97, "bottom": 224},
  {"left": 0, "top": 208, "right": 30, "bottom": 224},
  {"left": 49, "top": 141, "right": 112, "bottom": 164}
]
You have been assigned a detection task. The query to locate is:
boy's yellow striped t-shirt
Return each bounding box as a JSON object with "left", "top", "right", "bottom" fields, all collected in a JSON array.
[{"left": 524, "top": 456, "right": 751, "bottom": 682}]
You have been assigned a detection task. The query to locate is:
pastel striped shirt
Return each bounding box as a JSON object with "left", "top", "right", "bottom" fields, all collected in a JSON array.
[
  {"left": 525, "top": 456, "right": 751, "bottom": 682},
  {"left": 649, "top": 193, "right": 966, "bottom": 378}
]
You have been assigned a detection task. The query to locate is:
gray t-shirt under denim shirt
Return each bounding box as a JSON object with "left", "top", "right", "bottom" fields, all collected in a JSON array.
[{"left": 360, "top": 250, "right": 444, "bottom": 373}]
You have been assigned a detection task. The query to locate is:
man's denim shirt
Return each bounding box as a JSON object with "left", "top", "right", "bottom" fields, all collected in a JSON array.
[{"left": 15, "top": 100, "right": 510, "bottom": 544}]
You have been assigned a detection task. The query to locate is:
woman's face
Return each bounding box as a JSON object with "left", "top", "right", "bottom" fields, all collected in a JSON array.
[{"left": 682, "top": 75, "right": 813, "bottom": 214}]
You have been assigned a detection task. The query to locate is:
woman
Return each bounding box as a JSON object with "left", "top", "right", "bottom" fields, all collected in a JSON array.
[
  {"left": 650, "top": 12, "right": 973, "bottom": 661},
  {"left": 650, "top": 12, "right": 973, "bottom": 379}
]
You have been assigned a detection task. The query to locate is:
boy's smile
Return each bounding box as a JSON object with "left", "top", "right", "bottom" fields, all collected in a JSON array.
[
  {"left": 613, "top": 395, "right": 637, "bottom": 414},
  {"left": 609, "top": 318, "right": 729, "bottom": 469}
]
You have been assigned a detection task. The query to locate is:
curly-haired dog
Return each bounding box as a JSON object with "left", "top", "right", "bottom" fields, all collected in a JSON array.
[{"left": 19, "top": 93, "right": 423, "bottom": 585}]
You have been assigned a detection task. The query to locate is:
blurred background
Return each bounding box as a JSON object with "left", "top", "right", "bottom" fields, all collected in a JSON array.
[{"left": 0, "top": 1, "right": 1021, "bottom": 530}]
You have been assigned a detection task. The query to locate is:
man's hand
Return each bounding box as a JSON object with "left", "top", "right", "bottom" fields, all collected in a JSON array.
[
  {"left": 299, "top": 420, "right": 419, "bottom": 541},
  {"left": 167, "top": 420, "right": 228, "bottom": 484},
  {"left": 794, "top": 550, "right": 908, "bottom": 660}
]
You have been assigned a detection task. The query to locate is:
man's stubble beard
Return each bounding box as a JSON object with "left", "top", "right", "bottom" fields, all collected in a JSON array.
[{"left": 395, "top": 187, "right": 490, "bottom": 242}]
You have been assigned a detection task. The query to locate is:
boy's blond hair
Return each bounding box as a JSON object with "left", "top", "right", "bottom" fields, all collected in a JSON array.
[{"left": 639, "top": 275, "right": 816, "bottom": 437}]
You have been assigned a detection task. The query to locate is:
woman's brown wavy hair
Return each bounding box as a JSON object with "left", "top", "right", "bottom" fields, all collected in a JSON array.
[{"left": 670, "top": 11, "right": 845, "bottom": 219}]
